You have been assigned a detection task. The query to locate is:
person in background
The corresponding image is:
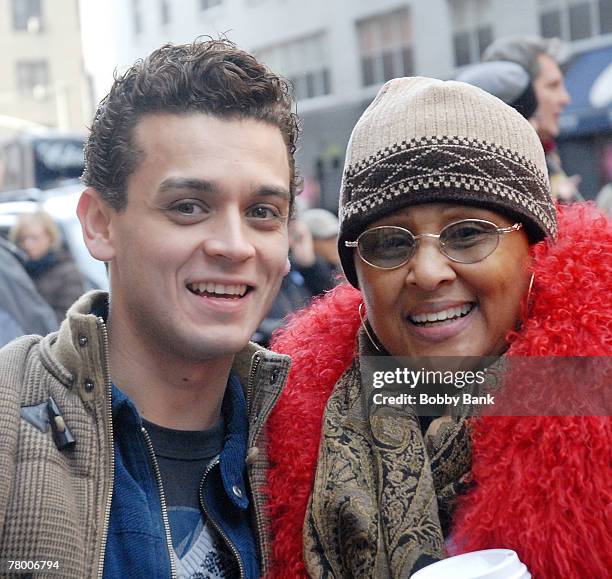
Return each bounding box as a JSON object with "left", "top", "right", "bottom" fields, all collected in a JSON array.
[
  {"left": 0, "top": 39, "right": 298, "bottom": 578},
  {"left": 289, "top": 217, "right": 335, "bottom": 295},
  {"left": 596, "top": 181, "right": 612, "bottom": 215},
  {"left": 10, "top": 211, "right": 86, "bottom": 320},
  {"left": 0, "top": 235, "right": 58, "bottom": 346},
  {"left": 300, "top": 208, "right": 343, "bottom": 283},
  {"left": 482, "top": 36, "right": 583, "bottom": 203},
  {"left": 455, "top": 60, "right": 538, "bottom": 120},
  {"left": 265, "top": 77, "right": 610, "bottom": 578},
  {"left": 253, "top": 217, "right": 334, "bottom": 345}
]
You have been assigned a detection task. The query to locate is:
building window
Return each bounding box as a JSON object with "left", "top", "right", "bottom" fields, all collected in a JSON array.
[
  {"left": 132, "top": 0, "right": 143, "bottom": 34},
  {"left": 200, "top": 0, "right": 222, "bottom": 9},
  {"left": 541, "top": 7, "right": 563, "bottom": 37},
  {"left": 539, "top": 0, "right": 612, "bottom": 41},
  {"left": 12, "top": 0, "right": 43, "bottom": 33},
  {"left": 160, "top": 0, "right": 170, "bottom": 25},
  {"left": 601, "top": 0, "right": 612, "bottom": 33},
  {"left": 449, "top": 0, "right": 494, "bottom": 67},
  {"left": 16, "top": 61, "right": 49, "bottom": 98},
  {"left": 570, "top": 1, "right": 594, "bottom": 39},
  {"left": 356, "top": 8, "right": 414, "bottom": 87},
  {"left": 257, "top": 33, "right": 332, "bottom": 101}
]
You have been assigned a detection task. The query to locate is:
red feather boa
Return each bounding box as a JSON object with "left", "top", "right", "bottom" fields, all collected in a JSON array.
[{"left": 267, "top": 204, "right": 611, "bottom": 578}]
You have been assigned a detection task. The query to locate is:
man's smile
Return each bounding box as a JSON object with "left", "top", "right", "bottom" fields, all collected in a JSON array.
[{"left": 186, "top": 281, "right": 252, "bottom": 299}]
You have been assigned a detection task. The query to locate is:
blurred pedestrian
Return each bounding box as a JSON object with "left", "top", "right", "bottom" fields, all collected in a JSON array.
[
  {"left": 483, "top": 36, "right": 569, "bottom": 143},
  {"left": 596, "top": 182, "right": 612, "bottom": 215},
  {"left": 482, "top": 36, "right": 582, "bottom": 203},
  {"left": 456, "top": 60, "right": 538, "bottom": 120},
  {"left": 254, "top": 218, "right": 335, "bottom": 345},
  {"left": 300, "top": 208, "right": 343, "bottom": 283},
  {"left": 0, "top": 236, "right": 58, "bottom": 346},
  {"left": 10, "top": 211, "right": 85, "bottom": 320}
]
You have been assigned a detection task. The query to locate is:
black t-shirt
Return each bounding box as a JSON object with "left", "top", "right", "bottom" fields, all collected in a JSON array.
[{"left": 142, "top": 418, "right": 239, "bottom": 579}]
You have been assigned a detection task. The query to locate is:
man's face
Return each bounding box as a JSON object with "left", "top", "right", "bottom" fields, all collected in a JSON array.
[
  {"left": 103, "top": 113, "right": 291, "bottom": 361},
  {"left": 533, "top": 53, "right": 571, "bottom": 142}
]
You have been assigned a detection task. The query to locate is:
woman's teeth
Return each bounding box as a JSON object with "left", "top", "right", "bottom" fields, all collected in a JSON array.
[
  {"left": 187, "top": 282, "right": 248, "bottom": 297},
  {"left": 409, "top": 303, "right": 474, "bottom": 325}
]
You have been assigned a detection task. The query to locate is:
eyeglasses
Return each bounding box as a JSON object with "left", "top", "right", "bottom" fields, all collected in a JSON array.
[{"left": 345, "top": 219, "right": 522, "bottom": 269}]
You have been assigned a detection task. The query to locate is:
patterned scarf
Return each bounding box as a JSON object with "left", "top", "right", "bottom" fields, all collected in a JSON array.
[{"left": 303, "top": 332, "right": 472, "bottom": 578}]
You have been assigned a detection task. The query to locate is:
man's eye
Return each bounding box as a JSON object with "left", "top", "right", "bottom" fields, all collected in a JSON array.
[
  {"left": 248, "top": 205, "right": 279, "bottom": 219},
  {"left": 173, "top": 202, "right": 203, "bottom": 215}
]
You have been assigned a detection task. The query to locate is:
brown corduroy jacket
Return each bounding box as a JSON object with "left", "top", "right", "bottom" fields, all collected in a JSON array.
[{"left": 0, "top": 291, "right": 290, "bottom": 578}]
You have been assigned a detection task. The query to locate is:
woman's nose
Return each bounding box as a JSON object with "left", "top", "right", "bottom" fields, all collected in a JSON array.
[{"left": 404, "top": 241, "right": 456, "bottom": 291}]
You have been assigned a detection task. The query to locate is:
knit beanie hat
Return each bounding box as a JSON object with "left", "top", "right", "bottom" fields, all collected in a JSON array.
[
  {"left": 338, "top": 76, "right": 556, "bottom": 288},
  {"left": 300, "top": 208, "right": 339, "bottom": 239},
  {"left": 455, "top": 61, "right": 538, "bottom": 120}
]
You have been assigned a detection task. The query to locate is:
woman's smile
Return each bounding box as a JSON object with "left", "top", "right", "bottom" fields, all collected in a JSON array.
[{"left": 405, "top": 301, "right": 477, "bottom": 343}]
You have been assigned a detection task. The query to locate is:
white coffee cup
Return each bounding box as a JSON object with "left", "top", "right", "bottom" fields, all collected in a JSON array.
[{"left": 410, "top": 549, "right": 531, "bottom": 579}]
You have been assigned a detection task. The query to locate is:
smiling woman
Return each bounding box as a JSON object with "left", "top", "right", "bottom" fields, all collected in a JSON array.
[
  {"left": 266, "top": 77, "right": 611, "bottom": 578},
  {"left": 353, "top": 204, "right": 530, "bottom": 359}
]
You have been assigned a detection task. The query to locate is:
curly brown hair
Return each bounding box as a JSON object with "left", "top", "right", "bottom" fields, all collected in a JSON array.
[{"left": 83, "top": 38, "right": 301, "bottom": 211}]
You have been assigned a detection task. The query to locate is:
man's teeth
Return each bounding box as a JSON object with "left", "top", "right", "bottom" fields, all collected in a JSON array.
[
  {"left": 189, "top": 282, "right": 248, "bottom": 297},
  {"left": 410, "top": 303, "right": 473, "bottom": 324}
]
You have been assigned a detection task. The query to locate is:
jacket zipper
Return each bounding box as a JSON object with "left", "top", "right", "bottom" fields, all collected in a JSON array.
[
  {"left": 96, "top": 318, "right": 114, "bottom": 579},
  {"left": 199, "top": 458, "right": 246, "bottom": 579},
  {"left": 141, "top": 427, "right": 178, "bottom": 579},
  {"left": 245, "top": 352, "right": 261, "bottom": 417},
  {"left": 244, "top": 352, "right": 271, "bottom": 572}
]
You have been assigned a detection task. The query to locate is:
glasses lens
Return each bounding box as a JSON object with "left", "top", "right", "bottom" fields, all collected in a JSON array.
[
  {"left": 441, "top": 220, "right": 499, "bottom": 263},
  {"left": 358, "top": 226, "right": 415, "bottom": 268}
]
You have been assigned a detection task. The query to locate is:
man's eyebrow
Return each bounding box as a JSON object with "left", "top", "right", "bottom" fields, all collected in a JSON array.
[
  {"left": 158, "top": 177, "right": 218, "bottom": 194},
  {"left": 158, "top": 178, "right": 290, "bottom": 200},
  {"left": 253, "top": 185, "right": 291, "bottom": 200}
]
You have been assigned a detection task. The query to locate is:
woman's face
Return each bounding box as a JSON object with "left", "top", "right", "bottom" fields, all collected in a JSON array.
[
  {"left": 354, "top": 203, "right": 531, "bottom": 358},
  {"left": 17, "top": 221, "right": 52, "bottom": 261}
]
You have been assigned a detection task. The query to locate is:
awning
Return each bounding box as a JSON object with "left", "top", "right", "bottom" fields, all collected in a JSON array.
[{"left": 559, "top": 44, "right": 612, "bottom": 137}]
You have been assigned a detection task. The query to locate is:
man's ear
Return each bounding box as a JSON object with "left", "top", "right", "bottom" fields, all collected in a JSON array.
[
  {"left": 284, "top": 256, "right": 291, "bottom": 276},
  {"left": 77, "top": 188, "right": 116, "bottom": 262}
]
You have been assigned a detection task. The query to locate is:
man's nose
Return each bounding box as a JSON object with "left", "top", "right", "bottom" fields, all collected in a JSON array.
[
  {"left": 403, "top": 240, "right": 457, "bottom": 292},
  {"left": 201, "top": 212, "right": 256, "bottom": 262}
]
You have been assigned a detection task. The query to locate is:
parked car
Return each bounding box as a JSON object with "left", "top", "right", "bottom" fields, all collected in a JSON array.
[{"left": 0, "top": 184, "right": 108, "bottom": 291}]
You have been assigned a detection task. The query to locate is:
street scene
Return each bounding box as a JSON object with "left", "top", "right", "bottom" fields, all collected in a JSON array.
[{"left": 0, "top": 1, "right": 610, "bottom": 578}]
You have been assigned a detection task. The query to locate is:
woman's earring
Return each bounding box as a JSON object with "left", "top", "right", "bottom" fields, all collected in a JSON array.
[
  {"left": 359, "top": 302, "right": 381, "bottom": 352},
  {"left": 526, "top": 272, "right": 535, "bottom": 311}
]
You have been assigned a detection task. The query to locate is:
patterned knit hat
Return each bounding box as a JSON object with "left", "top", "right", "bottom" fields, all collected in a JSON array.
[{"left": 338, "top": 76, "right": 556, "bottom": 288}]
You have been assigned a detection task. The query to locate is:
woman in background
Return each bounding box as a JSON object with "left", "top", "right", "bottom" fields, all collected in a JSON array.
[
  {"left": 11, "top": 211, "right": 85, "bottom": 321},
  {"left": 266, "top": 77, "right": 610, "bottom": 578}
]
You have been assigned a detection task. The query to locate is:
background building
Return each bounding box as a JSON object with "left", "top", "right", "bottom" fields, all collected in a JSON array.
[
  {"left": 0, "top": 0, "right": 91, "bottom": 135},
  {"left": 80, "top": 0, "right": 612, "bottom": 205}
]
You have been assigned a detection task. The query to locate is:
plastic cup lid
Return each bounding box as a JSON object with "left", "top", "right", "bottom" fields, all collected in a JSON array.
[{"left": 410, "top": 549, "right": 531, "bottom": 579}]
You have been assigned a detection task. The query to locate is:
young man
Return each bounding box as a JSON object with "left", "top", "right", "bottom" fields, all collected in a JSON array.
[
  {"left": 482, "top": 36, "right": 581, "bottom": 202},
  {"left": 0, "top": 40, "right": 299, "bottom": 578},
  {"left": 483, "top": 35, "right": 571, "bottom": 143}
]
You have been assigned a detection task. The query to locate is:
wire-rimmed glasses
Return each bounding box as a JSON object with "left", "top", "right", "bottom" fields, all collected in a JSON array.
[{"left": 345, "top": 219, "right": 523, "bottom": 269}]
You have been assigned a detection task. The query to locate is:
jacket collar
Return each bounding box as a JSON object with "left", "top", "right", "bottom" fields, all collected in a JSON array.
[{"left": 39, "top": 290, "right": 290, "bottom": 423}]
